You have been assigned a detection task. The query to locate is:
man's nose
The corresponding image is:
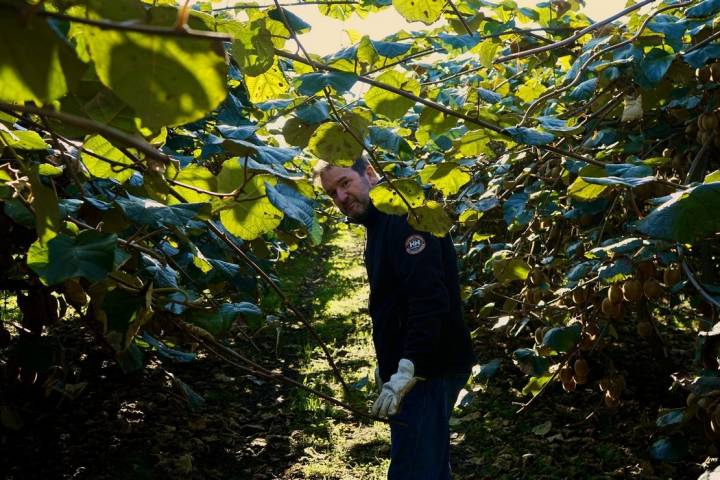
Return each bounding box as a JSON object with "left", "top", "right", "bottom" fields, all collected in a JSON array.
[{"left": 336, "top": 189, "right": 347, "bottom": 203}]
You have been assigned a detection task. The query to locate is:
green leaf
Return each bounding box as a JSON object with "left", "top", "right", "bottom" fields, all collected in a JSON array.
[
  {"left": 169, "top": 164, "right": 218, "bottom": 204},
  {"left": 115, "top": 195, "right": 208, "bottom": 230},
  {"left": 282, "top": 117, "right": 318, "bottom": 148},
  {"left": 245, "top": 60, "right": 290, "bottom": 104},
  {"left": 492, "top": 258, "right": 531, "bottom": 282},
  {"left": 419, "top": 162, "right": 471, "bottom": 196},
  {"left": 686, "top": 0, "right": 720, "bottom": 17},
  {"left": 504, "top": 127, "right": 555, "bottom": 146},
  {"left": 471, "top": 39, "right": 500, "bottom": 69},
  {"left": 705, "top": 170, "right": 720, "bottom": 183},
  {"left": 307, "top": 114, "right": 370, "bottom": 166},
  {"left": 407, "top": 201, "right": 453, "bottom": 237},
  {"left": 542, "top": 324, "right": 581, "bottom": 353},
  {"left": 418, "top": 108, "right": 458, "bottom": 136},
  {"left": 268, "top": 7, "right": 311, "bottom": 33},
  {"left": 656, "top": 409, "right": 685, "bottom": 428},
  {"left": 187, "top": 302, "right": 261, "bottom": 337},
  {"left": 28, "top": 170, "right": 62, "bottom": 245},
  {"left": 265, "top": 182, "right": 322, "bottom": 244},
  {"left": 649, "top": 437, "right": 687, "bottom": 461},
  {"left": 296, "top": 71, "right": 358, "bottom": 96},
  {"left": 392, "top": 0, "right": 444, "bottom": 25},
  {"left": 84, "top": 1, "right": 228, "bottom": 128},
  {"left": 0, "top": 130, "right": 49, "bottom": 150},
  {"left": 637, "top": 48, "right": 675, "bottom": 87},
  {"left": 232, "top": 19, "right": 275, "bottom": 76},
  {"left": 38, "top": 164, "right": 64, "bottom": 176},
  {"left": 637, "top": 183, "right": 720, "bottom": 243},
  {"left": 364, "top": 70, "right": 420, "bottom": 120},
  {"left": 512, "top": 348, "right": 549, "bottom": 377},
  {"left": 27, "top": 230, "right": 118, "bottom": 285},
  {"left": 567, "top": 165, "right": 607, "bottom": 201},
  {"left": 217, "top": 161, "right": 283, "bottom": 240},
  {"left": 0, "top": 16, "right": 75, "bottom": 103},
  {"left": 80, "top": 135, "right": 137, "bottom": 183},
  {"left": 523, "top": 376, "right": 552, "bottom": 397},
  {"left": 369, "top": 180, "right": 424, "bottom": 215}
]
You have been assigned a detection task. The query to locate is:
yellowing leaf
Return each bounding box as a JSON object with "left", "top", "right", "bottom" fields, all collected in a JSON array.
[
  {"left": 84, "top": 3, "right": 228, "bottom": 128},
  {"left": 419, "top": 162, "right": 471, "bottom": 196},
  {"left": 307, "top": 113, "right": 370, "bottom": 166},
  {"left": 81, "top": 135, "right": 136, "bottom": 183},
  {"left": 169, "top": 164, "right": 218, "bottom": 204},
  {"left": 217, "top": 160, "right": 283, "bottom": 240},
  {"left": 567, "top": 165, "right": 607, "bottom": 201},
  {"left": 365, "top": 70, "right": 420, "bottom": 120},
  {"left": 471, "top": 39, "right": 500, "bottom": 69},
  {"left": 392, "top": 0, "right": 444, "bottom": 25},
  {"left": 492, "top": 258, "right": 531, "bottom": 282},
  {"left": 245, "top": 60, "right": 289, "bottom": 104},
  {"left": 369, "top": 180, "right": 424, "bottom": 215},
  {"left": 407, "top": 201, "right": 452, "bottom": 237}
]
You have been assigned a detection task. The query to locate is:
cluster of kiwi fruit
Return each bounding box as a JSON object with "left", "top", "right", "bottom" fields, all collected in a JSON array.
[
  {"left": 523, "top": 268, "right": 550, "bottom": 305},
  {"left": 558, "top": 357, "right": 589, "bottom": 393},
  {"left": 685, "top": 106, "right": 720, "bottom": 148}
]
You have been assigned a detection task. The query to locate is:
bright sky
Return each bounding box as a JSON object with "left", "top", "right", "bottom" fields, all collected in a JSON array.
[{"left": 288, "top": 0, "right": 629, "bottom": 55}]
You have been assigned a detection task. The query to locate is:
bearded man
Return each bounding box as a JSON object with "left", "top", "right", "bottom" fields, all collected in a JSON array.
[{"left": 316, "top": 154, "right": 476, "bottom": 480}]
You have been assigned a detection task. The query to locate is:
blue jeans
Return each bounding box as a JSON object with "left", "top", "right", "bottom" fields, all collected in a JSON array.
[{"left": 387, "top": 372, "right": 469, "bottom": 480}]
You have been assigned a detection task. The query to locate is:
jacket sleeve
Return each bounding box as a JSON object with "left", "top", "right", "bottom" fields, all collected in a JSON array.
[{"left": 388, "top": 217, "right": 450, "bottom": 378}]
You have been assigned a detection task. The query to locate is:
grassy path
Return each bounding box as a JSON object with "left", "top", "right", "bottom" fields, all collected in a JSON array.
[{"left": 275, "top": 224, "right": 389, "bottom": 479}]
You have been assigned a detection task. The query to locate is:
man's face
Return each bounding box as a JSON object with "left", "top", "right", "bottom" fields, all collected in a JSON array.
[{"left": 320, "top": 165, "right": 378, "bottom": 220}]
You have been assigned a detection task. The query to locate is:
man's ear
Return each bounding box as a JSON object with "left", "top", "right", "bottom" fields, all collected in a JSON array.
[{"left": 365, "top": 164, "right": 379, "bottom": 186}]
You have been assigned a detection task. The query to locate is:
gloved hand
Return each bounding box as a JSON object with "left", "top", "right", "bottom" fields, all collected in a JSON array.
[{"left": 371, "top": 359, "right": 420, "bottom": 418}]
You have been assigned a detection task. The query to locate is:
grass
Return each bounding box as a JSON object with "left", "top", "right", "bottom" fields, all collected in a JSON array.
[{"left": 275, "top": 224, "right": 390, "bottom": 480}]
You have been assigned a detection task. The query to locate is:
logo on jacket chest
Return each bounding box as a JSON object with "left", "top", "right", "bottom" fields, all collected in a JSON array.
[{"left": 404, "top": 234, "right": 426, "bottom": 255}]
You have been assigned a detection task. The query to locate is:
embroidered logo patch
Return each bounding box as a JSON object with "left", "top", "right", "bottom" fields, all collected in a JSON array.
[{"left": 405, "top": 234, "right": 426, "bottom": 255}]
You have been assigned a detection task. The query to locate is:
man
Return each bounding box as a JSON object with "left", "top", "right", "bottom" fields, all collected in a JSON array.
[{"left": 316, "top": 154, "right": 476, "bottom": 480}]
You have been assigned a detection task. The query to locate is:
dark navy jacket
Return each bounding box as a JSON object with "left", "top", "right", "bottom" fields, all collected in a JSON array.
[{"left": 358, "top": 202, "right": 476, "bottom": 383}]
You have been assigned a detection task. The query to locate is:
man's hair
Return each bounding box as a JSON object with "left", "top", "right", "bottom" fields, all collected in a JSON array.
[{"left": 312, "top": 153, "right": 370, "bottom": 184}]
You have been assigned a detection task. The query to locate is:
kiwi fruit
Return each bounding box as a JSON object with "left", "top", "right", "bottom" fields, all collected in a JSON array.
[
  {"left": 637, "top": 261, "right": 656, "bottom": 280},
  {"left": 697, "top": 66, "right": 712, "bottom": 83},
  {"left": 710, "top": 62, "right": 720, "bottom": 82},
  {"left": 664, "top": 266, "right": 681, "bottom": 286},
  {"left": 636, "top": 321, "right": 653, "bottom": 337},
  {"left": 608, "top": 284, "right": 623, "bottom": 304},
  {"left": 643, "top": 278, "right": 663, "bottom": 299},
  {"left": 622, "top": 278, "right": 643, "bottom": 302}
]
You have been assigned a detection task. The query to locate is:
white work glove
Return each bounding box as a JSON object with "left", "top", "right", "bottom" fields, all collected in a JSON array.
[
  {"left": 371, "top": 359, "right": 420, "bottom": 418},
  {"left": 374, "top": 367, "right": 383, "bottom": 394}
]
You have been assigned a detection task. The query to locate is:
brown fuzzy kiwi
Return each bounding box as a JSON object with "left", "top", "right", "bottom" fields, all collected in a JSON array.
[
  {"left": 643, "top": 278, "right": 663, "bottom": 299},
  {"left": 598, "top": 378, "right": 611, "bottom": 392},
  {"left": 530, "top": 269, "right": 546, "bottom": 286},
  {"left": 604, "top": 391, "right": 620, "bottom": 409},
  {"left": 534, "top": 327, "right": 544, "bottom": 345},
  {"left": 710, "top": 62, "right": 720, "bottom": 82},
  {"left": 19, "top": 368, "right": 37, "bottom": 386},
  {"left": 622, "top": 278, "right": 643, "bottom": 302},
  {"left": 63, "top": 279, "right": 88, "bottom": 307},
  {"left": 699, "top": 112, "right": 719, "bottom": 131},
  {"left": 559, "top": 365, "right": 574, "bottom": 384},
  {"left": 608, "top": 284, "right": 624, "bottom": 304},
  {"left": 601, "top": 297, "right": 615, "bottom": 316},
  {"left": 574, "top": 359, "right": 589, "bottom": 382},
  {"left": 562, "top": 376, "right": 577, "bottom": 393},
  {"left": 697, "top": 66, "right": 712, "bottom": 83},
  {"left": 572, "top": 287, "right": 588, "bottom": 305},
  {"left": 636, "top": 321, "right": 653, "bottom": 337},
  {"left": 664, "top": 266, "right": 682, "bottom": 286},
  {"left": 637, "top": 261, "right": 656, "bottom": 280}
]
